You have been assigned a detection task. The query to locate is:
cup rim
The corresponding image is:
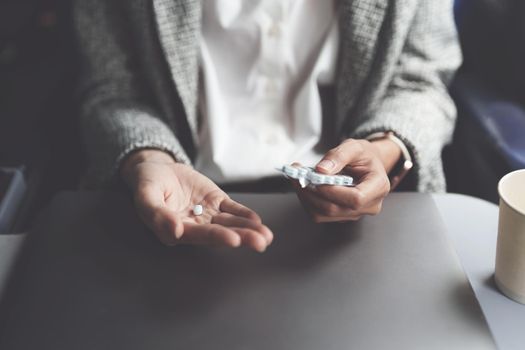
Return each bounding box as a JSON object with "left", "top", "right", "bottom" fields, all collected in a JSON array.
[{"left": 498, "top": 169, "right": 525, "bottom": 217}]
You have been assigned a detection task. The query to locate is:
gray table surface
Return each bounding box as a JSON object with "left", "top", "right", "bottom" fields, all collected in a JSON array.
[
  {"left": 433, "top": 193, "right": 525, "bottom": 350},
  {"left": 0, "top": 193, "right": 523, "bottom": 349}
]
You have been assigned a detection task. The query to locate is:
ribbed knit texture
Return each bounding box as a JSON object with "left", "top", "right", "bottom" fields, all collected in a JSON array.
[{"left": 74, "top": 0, "right": 461, "bottom": 191}]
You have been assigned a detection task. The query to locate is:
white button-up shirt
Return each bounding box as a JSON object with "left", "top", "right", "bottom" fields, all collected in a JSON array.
[{"left": 195, "top": 0, "right": 339, "bottom": 183}]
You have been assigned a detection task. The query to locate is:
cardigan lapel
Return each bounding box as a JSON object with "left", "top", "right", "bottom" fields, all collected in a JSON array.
[
  {"left": 153, "top": 0, "right": 201, "bottom": 141},
  {"left": 336, "top": 0, "right": 389, "bottom": 132}
]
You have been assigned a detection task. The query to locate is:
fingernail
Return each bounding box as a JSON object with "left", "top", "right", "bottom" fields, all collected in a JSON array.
[
  {"left": 317, "top": 159, "right": 335, "bottom": 172},
  {"left": 232, "top": 235, "right": 242, "bottom": 247}
]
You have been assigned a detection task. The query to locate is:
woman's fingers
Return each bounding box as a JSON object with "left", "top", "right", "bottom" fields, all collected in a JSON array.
[
  {"left": 230, "top": 228, "right": 270, "bottom": 252},
  {"left": 314, "top": 140, "right": 389, "bottom": 208},
  {"left": 288, "top": 138, "right": 391, "bottom": 223},
  {"left": 312, "top": 172, "right": 389, "bottom": 210},
  {"left": 179, "top": 223, "right": 242, "bottom": 247},
  {"left": 180, "top": 223, "right": 269, "bottom": 252},
  {"left": 220, "top": 198, "right": 262, "bottom": 223},
  {"left": 316, "top": 139, "right": 368, "bottom": 175},
  {"left": 214, "top": 199, "right": 273, "bottom": 251},
  {"left": 212, "top": 213, "right": 273, "bottom": 244},
  {"left": 296, "top": 182, "right": 383, "bottom": 223}
]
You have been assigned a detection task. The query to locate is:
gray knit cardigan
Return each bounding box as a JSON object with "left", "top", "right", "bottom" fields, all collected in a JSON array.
[{"left": 74, "top": 0, "right": 462, "bottom": 191}]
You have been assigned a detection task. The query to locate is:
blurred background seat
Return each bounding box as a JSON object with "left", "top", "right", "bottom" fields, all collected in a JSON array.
[
  {"left": 445, "top": 0, "right": 525, "bottom": 203},
  {"left": 0, "top": 0, "right": 81, "bottom": 231}
]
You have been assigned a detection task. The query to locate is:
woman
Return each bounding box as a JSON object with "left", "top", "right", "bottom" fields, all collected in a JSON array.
[{"left": 74, "top": 0, "right": 461, "bottom": 251}]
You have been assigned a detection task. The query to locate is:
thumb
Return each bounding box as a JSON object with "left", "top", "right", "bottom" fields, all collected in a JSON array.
[
  {"left": 316, "top": 158, "right": 338, "bottom": 175},
  {"left": 316, "top": 151, "right": 346, "bottom": 176},
  {"left": 316, "top": 140, "right": 364, "bottom": 175},
  {"left": 134, "top": 184, "right": 185, "bottom": 242}
]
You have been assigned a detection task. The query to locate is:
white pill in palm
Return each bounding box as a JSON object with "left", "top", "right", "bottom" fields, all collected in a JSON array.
[{"left": 193, "top": 204, "right": 203, "bottom": 216}]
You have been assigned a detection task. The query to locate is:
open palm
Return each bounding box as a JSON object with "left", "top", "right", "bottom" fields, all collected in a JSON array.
[{"left": 127, "top": 159, "right": 273, "bottom": 252}]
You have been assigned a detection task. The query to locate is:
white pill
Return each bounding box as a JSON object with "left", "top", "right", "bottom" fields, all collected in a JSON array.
[
  {"left": 326, "top": 176, "right": 335, "bottom": 185},
  {"left": 193, "top": 204, "right": 203, "bottom": 216}
]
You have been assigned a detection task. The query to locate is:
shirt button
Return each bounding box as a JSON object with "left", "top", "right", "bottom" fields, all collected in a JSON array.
[
  {"left": 268, "top": 22, "right": 281, "bottom": 38},
  {"left": 265, "top": 79, "right": 278, "bottom": 94}
]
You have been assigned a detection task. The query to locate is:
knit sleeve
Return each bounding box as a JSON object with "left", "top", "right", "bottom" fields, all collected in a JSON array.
[{"left": 73, "top": 0, "right": 191, "bottom": 187}]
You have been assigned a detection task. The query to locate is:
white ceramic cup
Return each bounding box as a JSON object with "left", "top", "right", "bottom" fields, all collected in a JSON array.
[{"left": 495, "top": 169, "right": 525, "bottom": 304}]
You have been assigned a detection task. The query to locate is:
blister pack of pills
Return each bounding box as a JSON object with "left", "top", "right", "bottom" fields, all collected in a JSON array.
[{"left": 277, "top": 165, "right": 355, "bottom": 188}]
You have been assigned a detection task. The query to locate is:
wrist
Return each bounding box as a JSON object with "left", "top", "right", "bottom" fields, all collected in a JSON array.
[
  {"left": 120, "top": 149, "right": 176, "bottom": 185},
  {"left": 369, "top": 138, "right": 402, "bottom": 174},
  {"left": 366, "top": 131, "right": 413, "bottom": 191}
]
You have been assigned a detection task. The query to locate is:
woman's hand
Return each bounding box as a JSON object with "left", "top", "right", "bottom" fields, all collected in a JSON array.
[
  {"left": 120, "top": 150, "right": 273, "bottom": 251},
  {"left": 294, "top": 138, "right": 401, "bottom": 223}
]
